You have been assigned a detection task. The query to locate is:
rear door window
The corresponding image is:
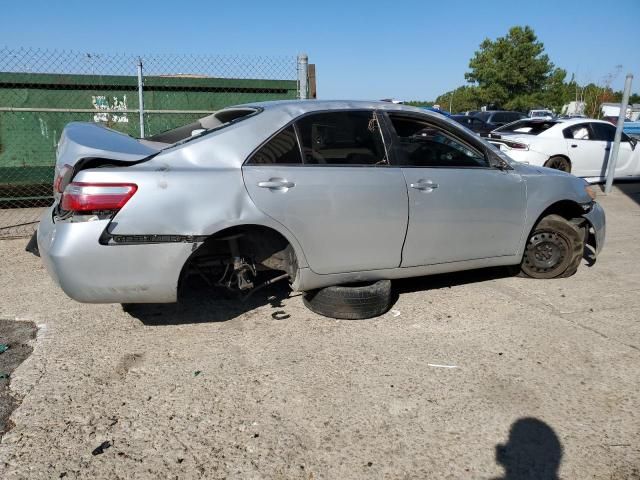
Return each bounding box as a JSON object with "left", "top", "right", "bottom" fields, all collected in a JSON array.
[
  {"left": 590, "top": 122, "right": 616, "bottom": 142},
  {"left": 492, "top": 113, "right": 508, "bottom": 123},
  {"left": 295, "top": 111, "right": 387, "bottom": 165},
  {"left": 247, "top": 125, "right": 302, "bottom": 165},
  {"left": 388, "top": 115, "right": 488, "bottom": 168},
  {"left": 563, "top": 123, "right": 593, "bottom": 140},
  {"left": 495, "top": 120, "right": 558, "bottom": 135}
]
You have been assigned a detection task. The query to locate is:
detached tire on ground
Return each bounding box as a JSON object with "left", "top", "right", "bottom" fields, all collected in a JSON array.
[
  {"left": 521, "top": 214, "right": 584, "bottom": 279},
  {"left": 302, "top": 280, "right": 392, "bottom": 320}
]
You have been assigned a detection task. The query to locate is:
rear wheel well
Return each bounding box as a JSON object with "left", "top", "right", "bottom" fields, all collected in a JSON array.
[
  {"left": 544, "top": 155, "right": 572, "bottom": 172},
  {"left": 179, "top": 225, "right": 298, "bottom": 294}
]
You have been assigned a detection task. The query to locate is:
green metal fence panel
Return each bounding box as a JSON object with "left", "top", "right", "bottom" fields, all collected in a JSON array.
[{"left": 0, "top": 48, "right": 299, "bottom": 237}]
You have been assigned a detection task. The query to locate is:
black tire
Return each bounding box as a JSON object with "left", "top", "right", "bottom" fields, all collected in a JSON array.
[
  {"left": 302, "top": 280, "right": 392, "bottom": 320},
  {"left": 520, "top": 214, "right": 584, "bottom": 279},
  {"left": 544, "top": 156, "right": 571, "bottom": 173}
]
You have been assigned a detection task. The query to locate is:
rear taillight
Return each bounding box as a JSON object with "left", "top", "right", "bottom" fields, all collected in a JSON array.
[
  {"left": 491, "top": 139, "right": 529, "bottom": 150},
  {"left": 507, "top": 141, "right": 529, "bottom": 150},
  {"left": 61, "top": 182, "right": 137, "bottom": 213},
  {"left": 53, "top": 164, "right": 73, "bottom": 194}
]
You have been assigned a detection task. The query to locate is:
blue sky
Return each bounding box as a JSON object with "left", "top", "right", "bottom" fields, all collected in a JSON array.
[{"left": 1, "top": 0, "right": 638, "bottom": 100}]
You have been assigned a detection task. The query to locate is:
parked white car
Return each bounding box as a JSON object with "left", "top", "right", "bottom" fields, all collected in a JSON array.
[{"left": 489, "top": 118, "right": 639, "bottom": 181}]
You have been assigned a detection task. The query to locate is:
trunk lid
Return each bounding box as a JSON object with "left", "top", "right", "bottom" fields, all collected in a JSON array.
[
  {"left": 53, "top": 122, "right": 168, "bottom": 199},
  {"left": 56, "top": 122, "right": 167, "bottom": 168}
]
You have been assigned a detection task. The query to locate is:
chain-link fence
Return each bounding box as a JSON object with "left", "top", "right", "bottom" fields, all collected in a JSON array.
[{"left": 0, "top": 47, "right": 302, "bottom": 238}]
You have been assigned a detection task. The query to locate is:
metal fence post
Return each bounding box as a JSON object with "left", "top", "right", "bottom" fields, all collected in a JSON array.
[
  {"left": 137, "top": 57, "right": 145, "bottom": 138},
  {"left": 297, "top": 53, "right": 308, "bottom": 100},
  {"left": 604, "top": 73, "right": 633, "bottom": 194}
]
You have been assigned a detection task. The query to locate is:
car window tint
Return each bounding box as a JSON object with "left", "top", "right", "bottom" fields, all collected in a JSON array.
[
  {"left": 563, "top": 123, "right": 591, "bottom": 140},
  {"left": 247, "top": 125, "right": 302, "bottom": 165},
  {"left": 495, "top": 119, "right": 558, "bottom": 135},
  {"left": 388, "top": 115, "right": 488, "bottom": 168},
  {"left": 590, "top": 122, "right": 616, "bottom": 142},
  {"left": 475, "top": 112, "right": 490, "bottom": 122},
  {"left": 295, "top": 111, "right": 386, "bottom": 165}
]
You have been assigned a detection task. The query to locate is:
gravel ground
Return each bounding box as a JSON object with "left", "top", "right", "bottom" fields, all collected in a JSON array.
[{"left": 0, "top": 185, "right": 639, "bottom": 479}]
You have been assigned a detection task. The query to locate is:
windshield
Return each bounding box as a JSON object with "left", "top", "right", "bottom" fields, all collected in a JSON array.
[
  {"left": 147, "top": 107, "right": 260, "bottom": 145},
  {"left": 494, "top": 119, "right": 559, "bottom": 135}
]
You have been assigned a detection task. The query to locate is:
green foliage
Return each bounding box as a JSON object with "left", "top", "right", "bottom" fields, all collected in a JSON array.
[
  {"left": 435, "top": 86, "right": 483, "bottom": 113},
  {"left": 404, "top": 100, "right": 434, "bottom": 107},
  {"left": 465, "top": 26, "right": 554, "bottom": 107},
  {"left": 432, "top": 25, "right": 639, "bottom": 115}
]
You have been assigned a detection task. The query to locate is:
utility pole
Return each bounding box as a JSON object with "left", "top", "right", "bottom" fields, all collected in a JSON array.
[{"left": 604, "top": 73, "right": 633, "bottom": 194}]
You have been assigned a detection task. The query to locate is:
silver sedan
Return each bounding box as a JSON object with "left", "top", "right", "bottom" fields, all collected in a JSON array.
[{"left": 38, "top": 100, "right": 605, "bottom": 318}]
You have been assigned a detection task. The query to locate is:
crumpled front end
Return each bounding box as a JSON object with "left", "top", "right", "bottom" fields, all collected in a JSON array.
[{"left": 583, "top": 201, "right": 606, "bottom": 256}]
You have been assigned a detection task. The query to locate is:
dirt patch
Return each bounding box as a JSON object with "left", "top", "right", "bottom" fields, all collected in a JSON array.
[{"left": 0, "top": 319, "right": 36, "bottom": 437}]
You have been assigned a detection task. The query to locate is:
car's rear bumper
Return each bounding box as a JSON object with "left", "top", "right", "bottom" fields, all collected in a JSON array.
[
  {"left": 584, "top": 202, "right": 606, "bottom": 256},
  {"left": 37, "top": 207, "right": 193, "bottom": 303}
]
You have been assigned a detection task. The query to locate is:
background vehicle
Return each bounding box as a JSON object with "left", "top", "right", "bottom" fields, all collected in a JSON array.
[
  {"left": 450, "top": 114, "right": 493, "bottom": 136},
  {"left": 489, "top": 118, "right": 639, "bottom": 180},
  {"left": 38, "top": 101, "right": 604, "bottom": 319},
  {"left": 623, "top": 119, "right": 640, "bottom": 138},
  {"left": 473, "top": 110, "right": 527, "bottom": 129},
  {"left": 421, "top": 106, "right": 451, "bottom": 116},
  {"left": 528, "top": 109, "right": 554, "bottom": 120}
]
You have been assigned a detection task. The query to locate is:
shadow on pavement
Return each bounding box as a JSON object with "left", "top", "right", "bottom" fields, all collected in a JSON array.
[
  {"left": 123, "top": 278, "right": 292, "bottom": 326},
  {"left": 595, "top": 180, "right": 640, "bottom": 207},
  {"left": 0, "top": 320, "right": 37, "bottom": 439},
  {"left": 392, "top": 266, "right": 517, "bottom": 299},
  {"left": 493, "top": 417, "right": 562, "bottom": 480}
]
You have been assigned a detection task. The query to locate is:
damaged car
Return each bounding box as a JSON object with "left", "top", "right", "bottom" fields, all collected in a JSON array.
[{"left": 38, "top": 100, "right": 605, "bottom": 319}]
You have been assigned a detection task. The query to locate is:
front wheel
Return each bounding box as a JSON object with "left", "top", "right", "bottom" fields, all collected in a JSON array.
[{"left": 520, "top": 215, "right": 584, "bottom": 279}]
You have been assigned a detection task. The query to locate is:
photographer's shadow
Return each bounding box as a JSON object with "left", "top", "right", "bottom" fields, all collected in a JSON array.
[{"left": 493, "top": 418, "right": 562, "bottom": 480}]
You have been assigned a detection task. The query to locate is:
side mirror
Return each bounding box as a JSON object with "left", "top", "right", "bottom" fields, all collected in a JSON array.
[
  {"left": 488, "top": 151, "right": 513, "bottom": 170},
  {"left": 496, "top": 157, "right": 512, "bottom": 170}
]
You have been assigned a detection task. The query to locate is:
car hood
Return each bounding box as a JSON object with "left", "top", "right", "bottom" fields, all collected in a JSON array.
[
  {"left": 512, "top": 161, "right": 571, "bottom": 178},
  {"left": 55, "top": 122, "right": 168, "bottom": 168}
]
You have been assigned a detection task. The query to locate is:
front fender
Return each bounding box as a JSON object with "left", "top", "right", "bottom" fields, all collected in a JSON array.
[{"left": 583, "top": 202, "right": 606, "bottom": 255}]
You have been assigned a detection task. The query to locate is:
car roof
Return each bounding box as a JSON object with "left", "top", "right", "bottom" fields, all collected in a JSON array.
[
  {"left": 229, "top": 99, "right": 435, "bottom": 116},
  {"left": 554, "top": 118, "right": 611, "bottom": 127}
]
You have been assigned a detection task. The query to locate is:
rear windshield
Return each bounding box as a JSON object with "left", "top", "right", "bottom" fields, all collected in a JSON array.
[
  {"left": 494, "top": 119, "right": 559, "bottom": 135},
  {"left": 147, "top": 107, "right": 260, "bottom": 145}
]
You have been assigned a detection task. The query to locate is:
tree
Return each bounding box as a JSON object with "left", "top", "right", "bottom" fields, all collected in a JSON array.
[
  {"left": 404, "top": 100, "right": 434, "bottom": 108},
  {"left": 435, "top": 86, "right": 483, "bottom": 113},
  {"left": 465, "top": 26, "right": 555, "bottom": 108}
]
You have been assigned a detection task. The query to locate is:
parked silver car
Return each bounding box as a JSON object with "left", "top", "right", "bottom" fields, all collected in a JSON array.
[{"left": 38, "top": 100, "right": 605, "bottom": 319}]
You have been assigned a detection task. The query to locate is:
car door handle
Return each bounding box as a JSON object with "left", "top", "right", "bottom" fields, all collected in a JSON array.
[
  {"left": 604, "top": 147, "right": 611, "bottom": 151},
  {"left": 257, "top": 179, "right": 295, "bottom": 189},
  {"left": 571, "top": 144, "right": 578, "bottom": 148},
  {"left": 410, "top": 180, "right": 438, "bottom": 191}
]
